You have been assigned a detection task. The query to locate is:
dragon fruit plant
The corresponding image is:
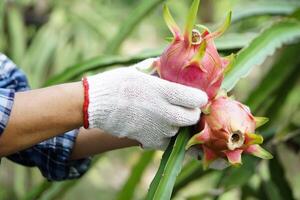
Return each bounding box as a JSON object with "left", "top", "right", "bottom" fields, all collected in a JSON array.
[{"left": 151, "top": 0, "right": 273, "bottom": 169}]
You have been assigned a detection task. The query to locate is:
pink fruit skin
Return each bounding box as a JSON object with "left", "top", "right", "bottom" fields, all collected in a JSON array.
[
  {"left": 204, "top": 97, "right": 255, "bottom": 137},
  {"left": 199, "top": 96, "right": 255, "bottom": 151},
  {"left": 155, "top": 32, "right": 229, "bottom": 100},
  {"left": 190, "top": 96, "right": 271, "bottom": 167}
]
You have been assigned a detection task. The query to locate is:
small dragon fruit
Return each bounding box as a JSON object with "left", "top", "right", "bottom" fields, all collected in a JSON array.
[
  {"left": 186, "top": 94, "right": 272, "bottom": 168},
  {"left": 152, "top": 0, "right": 233, "bottom": 100},
  {"left": 151, "top": 0, "right": 273, "bottom": 169}
]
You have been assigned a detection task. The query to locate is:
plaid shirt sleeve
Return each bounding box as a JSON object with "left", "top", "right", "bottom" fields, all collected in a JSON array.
[{"left": 0, "top": 53, "right": 91, "bottom": 181}]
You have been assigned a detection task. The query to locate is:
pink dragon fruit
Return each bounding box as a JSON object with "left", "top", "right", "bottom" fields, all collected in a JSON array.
[
  {"left": 153, "top": 0, "right": 233, "bottom": 100},
  {"left": 186, "top": 94, "right": 272, "bottom": 168},
  {"left": 152, "top": 0, "right": 272, "bottom": 168}
]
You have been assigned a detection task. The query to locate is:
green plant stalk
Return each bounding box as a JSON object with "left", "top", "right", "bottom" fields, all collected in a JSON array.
[
  {"left": 146, "top": 128, "right": 190, "bottom": 200},
  {"left": 146, "top": 139, "right": 174, "bottom": 199}
]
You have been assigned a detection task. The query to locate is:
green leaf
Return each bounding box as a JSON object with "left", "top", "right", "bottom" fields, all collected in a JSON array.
[
  {"left": 22, "top": 9, "right": 67, "bottom": 87},
  {"left": 146, "top": 140, "right": 173, "bottom": 200},
  {"left": 104, "top": 0, "right": 166, "bottom": 54},
  {"left": 215, "top": 32, "right": 257, "bottom": 50},
  {"left": 245, "top": 43, "right": 300, "bottom": 112},
  {"left": 20, "top": 181, "right": 52, "bottom": 200},
  {"left": 186, "top": 192, "right": 213, "bottom": 200},
  {"left": 232, "top": 0, "right": 300, "bottom": 23},
  {"left": 241, "top": 184, "right": 259, "bottom": 199},
  {"left": 222, "top": 19, "right": 300, "bottom": 91},
  {"left": 174, "top": 160, "right": 203, "bottom": 189},
  {"left": 217, "top": 156, "right": 257, "bottom": 190},
  {"left": 7, "top": 3, "right": 26, "bottom": 65},
  {"left": 38, "top": 181, "right": 78, "bottom": 200},
  {"left": 172, "top": 160, "right": 212, "bottom": 197},
  {"left": 0, "top": 1, "right": 6, "bottom": 51},
  {"left": 242, "top": 43, "right": 300, "bottom": 139},
  {"left": 45, "top": 30, "right": 252, "bottom": 86},
  {"left": 44, "top": 49, "right": 162, "bottom": 86},
  {"left": 23, "top": 156, "right": 103, "bottom": 200},
  {"left": 146, "top": 128, "right": 190, "bottom": 200},
  {"left": 263, "top": 62, "right": 300, "bottom": 131},
  {"left": 23, "top": 27, "right": 58, "bottom": 87},
  {"left": 290, "top": 8, "right": 300, "bottom": 20},
  {"left": 261, "top": 180, "right": 283, "bottom": 200},
  {"left": 269, "top": 150, "right": 295, "bottom": 200},
  {"left": 68, "top": 6, "right": 108, "bottom": 40},
  {"left": 116, "top": 151, "right": 154, "bottom": 200},
  {"left": 45, "top": 30, "right": 259, "bottom": 86}
]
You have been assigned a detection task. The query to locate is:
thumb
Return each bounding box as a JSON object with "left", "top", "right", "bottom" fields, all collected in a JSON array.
[{"left": 161, "top": 81, "right": 208, "bottom": 108}]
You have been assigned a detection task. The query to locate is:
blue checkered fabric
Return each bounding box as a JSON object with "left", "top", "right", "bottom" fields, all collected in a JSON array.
[{"left": 0, "top": 53, "right": 91, "bottom": 181}]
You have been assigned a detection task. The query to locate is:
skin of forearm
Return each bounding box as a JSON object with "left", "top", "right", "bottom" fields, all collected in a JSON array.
[
  {"left": 70, "top": 128, "right": 140, "bottom": 160},
  {"left": 0, "top": 82, "right": 84, "bottom": 156}
]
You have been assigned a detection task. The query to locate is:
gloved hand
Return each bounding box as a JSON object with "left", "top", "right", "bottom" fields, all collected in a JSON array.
[{"left": 83, "top": 59, "right": 208, "bottom": 150}]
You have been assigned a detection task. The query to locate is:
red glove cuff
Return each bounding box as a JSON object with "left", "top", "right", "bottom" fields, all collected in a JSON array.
[{"left": 82, "top": 77, "right": 89, "bottom": 129}]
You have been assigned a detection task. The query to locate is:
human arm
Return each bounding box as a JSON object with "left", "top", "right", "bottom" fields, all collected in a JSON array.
[
  {"left": 0, "top": 59, "right": 207, "bottom": 158},
  {"left": 0, "top": 53, "right": 208, "bottom": 182},
  {"left": 0, "top": 82, "right": 84, "bottom": 157},
  {"left": 0, "top": 82, "right": 141, "bottom": 157},
  {"left": 70, "top": 128, "right": 139, "bottom": 160}
]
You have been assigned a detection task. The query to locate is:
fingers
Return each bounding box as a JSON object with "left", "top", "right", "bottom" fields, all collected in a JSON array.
[
  {"left": 163, "top": 104, "right": 201, "bottom": 126},
  {"left": 159, "top": 80, "right": 208, "bottom": 108},
  {"left": 165, "top": 125, "right": 179, "bottom": 137},
  {"left": 138, "top": 134, "right": 172, "bottom": 150},
  {"left": 131, "top": 57, "right": 158, "bottom": 71},
  {"left": 152, "top": 137, "right": 171, "bottom": 150}
]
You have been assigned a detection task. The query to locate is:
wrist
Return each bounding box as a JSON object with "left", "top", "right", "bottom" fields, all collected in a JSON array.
[
  {"left": 62, "top": 81, "right": 84, "bottom": 127},
  {"left": 85, "top": 73, "right": 117, "bottom": 130},
  {"left": 82, "top": 77, "right": 89, "bottom": 128}
]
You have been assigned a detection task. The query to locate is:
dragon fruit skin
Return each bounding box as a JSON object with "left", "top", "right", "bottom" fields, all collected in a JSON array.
[
  {"left": 186, "top": 95, "right": 272, "bottom": 168},
  {"left": 153, "top": 0, "right": 233, "bottom": 100},
  {"left": 152, "top": 0, "right": 273, "bottom": 169}
]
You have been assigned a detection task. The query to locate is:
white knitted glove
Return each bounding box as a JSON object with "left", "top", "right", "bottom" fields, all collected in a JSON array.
[{"left": 85, "top": 59, "right": 208, "bottom": 150}]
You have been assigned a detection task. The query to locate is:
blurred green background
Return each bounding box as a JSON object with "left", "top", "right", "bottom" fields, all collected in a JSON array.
[{"left": 1, "top": 0, "right": 300, "bottom": 199}]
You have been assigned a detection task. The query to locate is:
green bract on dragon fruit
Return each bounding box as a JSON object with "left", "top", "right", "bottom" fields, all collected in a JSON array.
[{"left": 151, "top": 0, "right": 273, "bottom": 169}]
